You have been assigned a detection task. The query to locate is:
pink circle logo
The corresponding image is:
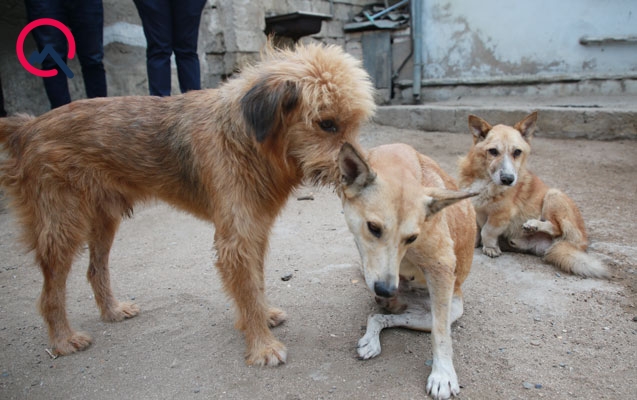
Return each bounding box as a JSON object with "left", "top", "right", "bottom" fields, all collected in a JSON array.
[{"left": 16, "top": 18, "right": 76, "bottom": 78}]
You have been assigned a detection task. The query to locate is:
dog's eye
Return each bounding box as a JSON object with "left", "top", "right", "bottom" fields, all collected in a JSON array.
[
  {"left": 405, "top": 235, "right": 418, "bottom": 245},
  {"left": 488, "top": 148, "right": 499, "bottom": 156},
  {"left": 513, "top": 149, "right": 522, "bottom": 158},
  {"left": 318, "top": 119, "right": 338, "bottom": 133},
  {"left": 367, "top": 222, "right": 382, "bottom": 238}
]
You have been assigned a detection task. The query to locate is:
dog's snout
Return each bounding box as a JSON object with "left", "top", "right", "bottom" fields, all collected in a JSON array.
[
  {"left": 500, "top": 174, "right": 515, "bottom": 186},
  {"left": 373, "top": 281, "right": 396, "bottom": 298}
]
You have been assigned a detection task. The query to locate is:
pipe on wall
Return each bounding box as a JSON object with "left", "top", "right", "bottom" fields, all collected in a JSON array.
[{"left": 411, "top": 0, "right": 424, "bottom": 104}]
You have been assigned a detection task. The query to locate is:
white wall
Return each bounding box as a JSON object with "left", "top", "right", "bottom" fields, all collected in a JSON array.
[{"left": 420, "top": 0, "right": 637, "bottom": 83}]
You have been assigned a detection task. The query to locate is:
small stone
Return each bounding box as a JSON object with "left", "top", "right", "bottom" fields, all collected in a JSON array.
[
  {"left": 632, "top": 316, "right": 637, "bottom": 322},
  {"left": 530, "top": 340, "right": 541, "bottom": 346},
  {"left": 425, "top": 359, "right": 433, "bottom": 367},
  {"left": 281, "top": 273, "right": 293, "bottom": 281},
  {"left": 535, "top": 384, "right": 543, "bottom": 389},
  {"left": 523, "top": 382, "right": 534, "bottom": 389}
]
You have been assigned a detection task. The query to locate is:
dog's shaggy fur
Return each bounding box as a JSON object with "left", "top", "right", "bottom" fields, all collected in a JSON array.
[{"left": 0, "top": 42, "right": 375, "bottom": 365}]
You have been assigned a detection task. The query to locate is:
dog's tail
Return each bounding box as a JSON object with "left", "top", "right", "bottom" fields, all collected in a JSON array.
[
  {"left": 0, "top": 114, "right": 33, "bottom": 150},
  {"left": 544, "top": 241, "right": 609, "bottom": 279}
]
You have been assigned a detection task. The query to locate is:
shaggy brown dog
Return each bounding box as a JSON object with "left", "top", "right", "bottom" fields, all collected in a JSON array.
[{"left": 0, "top": 42, "right": 375, "bottom": 366}]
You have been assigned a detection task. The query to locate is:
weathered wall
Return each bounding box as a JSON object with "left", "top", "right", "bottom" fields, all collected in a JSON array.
[
  {"left": 421, "top": 0, "right": 637, "bottom": 81},
  {"left": 392, "top": 0, "right": 637, "bottom": 102},
  {"left": 1, "top": 0, "right": 368, "bottom": 116}
]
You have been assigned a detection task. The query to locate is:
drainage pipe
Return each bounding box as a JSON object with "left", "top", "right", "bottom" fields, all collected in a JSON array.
[{"left": 411, "top": 0, "right": 424, "bottom": 104}]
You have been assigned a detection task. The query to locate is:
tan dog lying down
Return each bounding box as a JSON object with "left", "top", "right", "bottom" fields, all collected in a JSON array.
[
  {"left": 458, "top": 112, "right": 609, "bottom": 278},
  {"left": 338, "top": 143, "right": 477, "bottom": 400}
]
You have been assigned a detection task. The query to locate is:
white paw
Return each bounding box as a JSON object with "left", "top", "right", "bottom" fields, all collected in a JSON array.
[
  {"left": 357, "top": 332, "right": 381, "bottom": 360},
  {"left": 522, "top": 220, "right": 540, "bottom": 233},
  {"left": 482, "top": 245, "right": 501, "bottom": 258},
  {"left": 426, "top": 364, "right": 459, "bottom": 400}
]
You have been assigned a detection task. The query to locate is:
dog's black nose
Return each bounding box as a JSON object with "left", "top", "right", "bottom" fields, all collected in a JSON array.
[
  {"left": 500, "top": 174, "right": 515, "bottom": 186},
  {"left": 374, "top": 281, "right": 396, "bottom": 298}
]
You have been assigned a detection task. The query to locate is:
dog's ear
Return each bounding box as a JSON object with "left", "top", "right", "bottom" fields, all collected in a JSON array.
[
  {"left": 424, "top": 188, "right": 478, "bottom": 219},
  {"left": 514, "top": 111, "right": 538, "bottom": 142},
  {"left": 241, "top": 78, "right": 300, "bottom": 142},
  {"left": 468, "top": 115, "right": 492, "bottom": 143},
  {"left": 338, "top": 142, "right": 376, "bottom": 196}
]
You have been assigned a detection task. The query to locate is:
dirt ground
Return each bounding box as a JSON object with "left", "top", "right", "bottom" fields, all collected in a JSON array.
[{"left": 1, "top": 123, "right": 636, "bottom": 400}]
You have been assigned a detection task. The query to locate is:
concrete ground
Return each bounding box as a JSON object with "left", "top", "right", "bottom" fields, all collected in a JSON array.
[{"left": 1, "top": 121, "right": 636, "bottom": 400}]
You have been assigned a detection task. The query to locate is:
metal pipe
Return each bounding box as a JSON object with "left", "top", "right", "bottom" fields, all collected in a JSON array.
[
  {"left": 579, "top": 35, "right": 637, "bottom": 45},
  {"left": 393, "top": 71, "right": 637, "bottom": 88},
  {"left": 411, "top": 0, "right": 423, "bottom": 104}
]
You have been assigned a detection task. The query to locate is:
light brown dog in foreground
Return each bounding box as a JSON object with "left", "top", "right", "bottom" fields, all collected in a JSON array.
[
  {"left": 458, "top": 112, "right": 609, "bottom": 278},
  {"left": 338, "top": 143, "right": 476, "bottom": 400},
  {"left": 0, "top": 43, "right": 375, "bottom": 365}
]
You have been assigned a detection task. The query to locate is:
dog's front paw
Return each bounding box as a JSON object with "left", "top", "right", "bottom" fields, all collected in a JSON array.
[
  {"left": 482, "top": 245, "right": 501, "bottom": 257},
  {"left": 522, "top": 220, "right": 540, "bottom": 234},
  {"left": 52, "top": 331, "right": 92, "bottom": 356},
  {"left": 426, "top": 366, "right": 460, "bottom": 400},
  {"left": 245, "top": 339, "right": 287, "bottom": 367},
  {"left": 357, "top": 332, "right": 381, "bottom": 360},
  {"left": 101, "top": 301, "right": 140, "bottom": 322},
  {"left": 267, "top": 307, "right": 287, "bottom": 328}
]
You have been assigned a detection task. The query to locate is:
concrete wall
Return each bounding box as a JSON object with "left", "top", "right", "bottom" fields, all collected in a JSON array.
[
  {"left": 393, "top": 0, "right": 637, "bottom": 102},
  {"left": 1, "top": 0, "right": 368, "bottom": 116},
  {"left": 422, "top": 0, "right": 637, "bottom": 81}
]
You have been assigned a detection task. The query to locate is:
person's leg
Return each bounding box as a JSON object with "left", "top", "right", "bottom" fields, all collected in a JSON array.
[
  {"left": 0, "top": 76, "right": 6, "bottom": 117},
  {"left": 133, "top": 0, "right": 173, "bottom": 96},
  {"left": 67, "top": 0, "right": 107, "bottom": 99},
  {"left": 171, "top": 0, "right": 206, "bottom": 93},
  {"left": 24, "top": 0, "right": 71, "bottom": 108}
]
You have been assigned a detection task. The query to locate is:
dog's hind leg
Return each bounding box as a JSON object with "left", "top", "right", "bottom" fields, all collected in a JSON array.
[
  {"left": 214, "top": 230, "right": 287, "bottom": 367},
  {"left": 523, "top": 219, "right": 557, "bottom": 237},
  {"left": 87, "top": 210, "right": 139, "bottom": 322},
  {"left": 35, "top": 212, "right": 92, "bottom": 355}
]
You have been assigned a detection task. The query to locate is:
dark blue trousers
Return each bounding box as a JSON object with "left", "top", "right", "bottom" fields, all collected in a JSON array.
[
  {"left": 25, "top": 0, "right": 106, "bottom": 109},
  {"left": 0, "top": 76, "right": 6, "bottom": 117},
  {"left": 133, "top": 0, "right": 207, "bottom": 96}
]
